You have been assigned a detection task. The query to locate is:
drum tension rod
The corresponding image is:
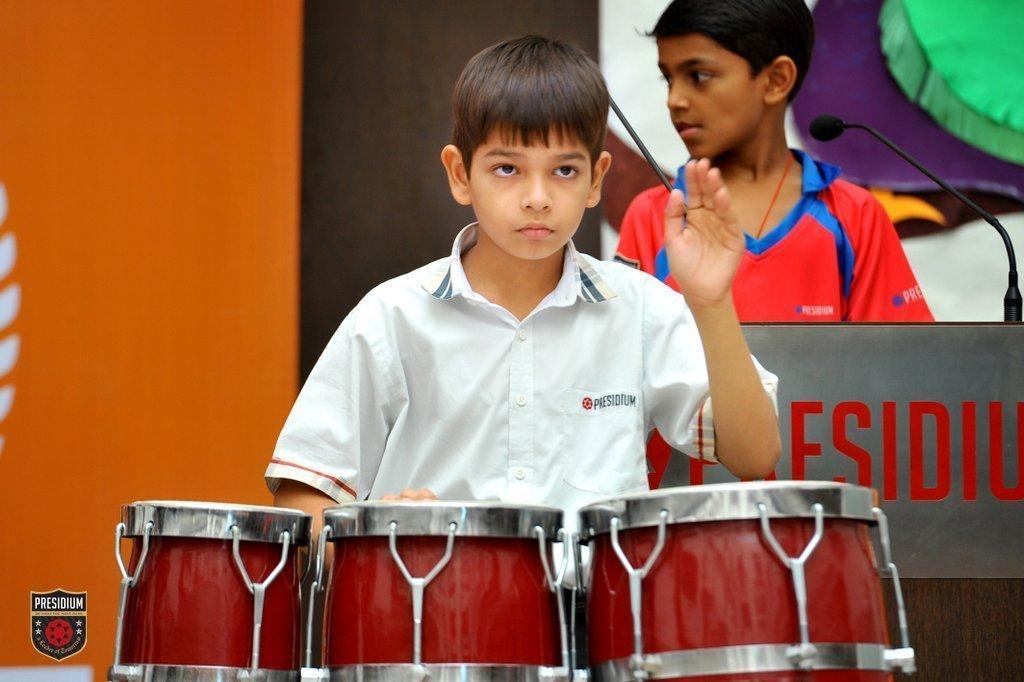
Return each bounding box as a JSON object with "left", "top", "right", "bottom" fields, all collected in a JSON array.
[
  {"left": 304, "top": 525, "right": 333, "bottom": 673},
  {"left": 535, "top": 525, "right": 572, "bottom": 676},
  {"left": 757, "top": 502, "right": 824, "bottom": 670},
  {"left": 111, "top": 520, "right": 153, "bottom": 669},
  {"left": 872, "top": 507, "right": 916, "bottom": 674},
  {"left": 610, "top": 509, "right": 670, "bottom": 680},
  {"left": 231, "top": 526, "right": 292, "bottom": 673},
  {"left": 388, "top": 520, "right": 458, "bottom": 667}
]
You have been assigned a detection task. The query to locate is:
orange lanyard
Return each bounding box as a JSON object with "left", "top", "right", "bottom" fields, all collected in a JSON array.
[{"left": 754, "top": 153, "right": 795, "bottom": 239}]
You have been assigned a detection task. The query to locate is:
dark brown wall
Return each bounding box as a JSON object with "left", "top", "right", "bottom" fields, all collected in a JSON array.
[
  {"left": 891, "top": 579, "right": 1024, "bottom": 681},
  {"left": 301, "top": 0, "right": 601, "bottom": 378}
]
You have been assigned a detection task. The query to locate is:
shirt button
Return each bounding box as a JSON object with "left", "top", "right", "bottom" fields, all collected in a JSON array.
[
  {"left": 515, "top": 394, "right": 527, "bottom": 407},
  {"left": 516, "top": 329, "right": 527, "bottom": 342},
  {"left": 514, "top": 468, "right": 527, "bottom": 480}
]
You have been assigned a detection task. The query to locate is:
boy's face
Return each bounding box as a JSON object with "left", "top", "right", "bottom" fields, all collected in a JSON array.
[
  {"left": 657, "top": 34, "right": 773, "bottom": 160},
  {"left": 441, "top": 130, "right": 611, "bottom": 263}
]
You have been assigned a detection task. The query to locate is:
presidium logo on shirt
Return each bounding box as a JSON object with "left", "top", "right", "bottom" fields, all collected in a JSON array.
[
  {"left": 581, "top": 392, "right": 638, "bottom": 411},
  {"left": 892, "top": 285, "right": 925, "bottom": 308},
  {"left": 30, "top": 589, "right": 87, "bottom": 661},
  {"left": 794, "top": 305, "right": 836, "bottom": 317}
]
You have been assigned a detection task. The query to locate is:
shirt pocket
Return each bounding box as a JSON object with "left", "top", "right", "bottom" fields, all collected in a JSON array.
[{"left": 557, "top": 387, "right": 647, "bottom": 495}]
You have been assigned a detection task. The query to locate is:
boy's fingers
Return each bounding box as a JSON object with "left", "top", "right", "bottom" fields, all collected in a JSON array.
[
  {"left": 713, "top": 186, "right": 739, "bottom": 232},
  {"left": 696, "top": 158, "right": 714, "bottom": 208},
  {"left": 683, "top": 160, "right": 702, "bottom": 209},
  {"left": 700, "top": 163, "right": 720, "bottom": 211},
  {"left": 381, "top": 494, "right": 399, "bottom": 501},
  {"left": 664, "top": 189, "right": 686, "bottom": 242},
  {"left": 706, "top": 167, "right": 723, "bottom": 193},
  {"left": 697, "top": 157, "right": 712, "bottom": 181},
  {"left": 417, "top": 488, "right": 438, "bottom": 500}
]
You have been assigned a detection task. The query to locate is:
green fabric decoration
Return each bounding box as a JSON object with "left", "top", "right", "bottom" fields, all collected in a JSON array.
[{"left": 880, "top": 0, "right": 1024, "bottom": 165}]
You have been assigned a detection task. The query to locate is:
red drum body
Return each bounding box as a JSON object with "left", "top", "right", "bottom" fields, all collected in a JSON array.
[
  {"left": 318, "top": 501, "right": 570, "bottom": 680},
  {"left": 580, "top": 482, "right": 916, "bottom": 681},
  {"left": 107, "top": 501, "right": 311, "bottom": 682}
]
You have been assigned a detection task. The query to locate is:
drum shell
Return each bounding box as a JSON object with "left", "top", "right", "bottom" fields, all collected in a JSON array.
[
  {"left": 587, "top": 518, "right": 891, "bottom": 681},
  {"left": 119, "top": 535, "right": 301, "bottom": 669},
  {"left": 324, "top": 535, "right": 560, "bottom": 666}
]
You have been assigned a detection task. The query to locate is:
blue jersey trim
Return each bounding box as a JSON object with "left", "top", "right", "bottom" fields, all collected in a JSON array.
[
  {"left": 744, "top": 192, "right": 814, "bottom": 255},
  {"left": 805, "top": 196, "right": 856, "bottom": 299},
  {"left": 654, "top": 248, "right": 671, "bottom": 282}
]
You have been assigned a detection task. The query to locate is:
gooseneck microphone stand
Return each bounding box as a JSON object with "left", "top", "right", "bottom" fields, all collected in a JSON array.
[
  {"left": 609, "top": 98, "right": 674, "bottom": 194},
  {"left": 810, "top": 114, "right": 1021, "bottom": 323}
]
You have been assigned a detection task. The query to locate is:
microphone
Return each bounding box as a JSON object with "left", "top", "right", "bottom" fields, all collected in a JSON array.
[
  {"left": 809, "top": 115, "right": 1021, "bottom": 323},
  {"left": 809, "top": 115, "right": 845, "bottom": 142}
]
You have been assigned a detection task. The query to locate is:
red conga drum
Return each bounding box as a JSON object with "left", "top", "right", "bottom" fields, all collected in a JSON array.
[
  {"left": 579, "top": 482, "right": 916, "bottom": 681},
  {"left": 107, "top": 501, "right": 311, "bottom": 681},
  {"left": 316, "top": 501, "right": 571, "bottom": 680}
]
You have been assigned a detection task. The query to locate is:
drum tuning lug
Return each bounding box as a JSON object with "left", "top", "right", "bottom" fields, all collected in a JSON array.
[
  {"left": 884, "top": 646, "right": 917, "bottom": 674},
  {"left": 106, "top": 664, "right": 142, "bottom": 682},
  {"left": 629, "top": 652, "right": 663, "bottom": 679},
  {"left": 299, "top": 667, "right": 328, "bottom": 681},
  {"left": 538, "top": 665, "right": 570, "bottom": 681},
  {"left": 235, "top": 671, "right": 265, "bottom": 681},
  {"left": 786, "top": 642, "right": 819, "bottom": 669}
]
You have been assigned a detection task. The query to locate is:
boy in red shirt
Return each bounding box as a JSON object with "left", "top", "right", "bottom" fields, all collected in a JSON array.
[{"left": 615, "top": 0, "right": 933, "bottom": 322}]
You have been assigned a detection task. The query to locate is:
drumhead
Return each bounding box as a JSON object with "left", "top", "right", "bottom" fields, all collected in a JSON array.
[
  {"left": 323, "top": 501, "right": 563, "bottom": 539},
  {"left": 578, "top": 481, "right": 877, "bottom": 541},
  {"left": 122, "top": 500, "right": 312, "bottom": 544}
]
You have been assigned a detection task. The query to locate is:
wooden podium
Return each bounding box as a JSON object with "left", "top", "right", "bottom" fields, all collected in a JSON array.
[{"left": 718, "top": 324, "right": 1023, "bottom": 680}]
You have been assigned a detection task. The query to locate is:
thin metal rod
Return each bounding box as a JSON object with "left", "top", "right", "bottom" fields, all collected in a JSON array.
[
  {"left": 389, "top": 521, "right": 457, "bottom": 666},
  {"left": 757, "top": 503, "right": 824, "bottom": 669},
  {"left": 610, "top": 97, "right": 674, "bottom": 193},
  {"left": 534, "top": 526, "right": 572, "bottom": 673},
  {"left": 845, "top": 122, "right": 1020, "bottom": 322},
  {"left": 610, "top": 510, "right": 669, "bottom": 677},
  {"left": 846, "top": 123, "right": 1016, "bottom": 272},
  {"left": 306, "top": 525, "right": 332, "bottom": 669},
  {"left": 112, "top": 521, "right": 152, "bottom": 667}
]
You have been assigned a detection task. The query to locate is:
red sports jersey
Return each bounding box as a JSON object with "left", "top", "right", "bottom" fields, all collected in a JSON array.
[{"left": 614, "top": 150, "right": 934, "bottom": 322}]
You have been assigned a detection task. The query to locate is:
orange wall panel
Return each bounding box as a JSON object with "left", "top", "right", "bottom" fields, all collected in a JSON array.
[{"left": 0, "top": 1, "right": 301, "bottom": 675}]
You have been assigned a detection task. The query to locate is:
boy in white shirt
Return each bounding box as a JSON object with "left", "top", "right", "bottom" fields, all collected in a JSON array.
[{"left": 268, "top": 35, "right": 780, "bottom": 531}]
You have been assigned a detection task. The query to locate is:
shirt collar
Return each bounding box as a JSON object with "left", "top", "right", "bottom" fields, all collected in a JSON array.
[
  {"left": 672, "top": 149, "right": 841, "bottom": 195},
  {"left": 421, "top": 223, "right": 616, "bottom": 304},
  {"left": 792, "top": 149, "right": 841, "bottom": 193}
]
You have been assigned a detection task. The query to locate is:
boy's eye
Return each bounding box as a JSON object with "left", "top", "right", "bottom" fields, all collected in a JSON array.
[
  {"left": 692, "top": 71, "right": 712, "bottom": 84},
  {"left": 660, "top": 72, "right": 672, "bottom": 86},
  {"left": 493, "top": 164, "right": 517, "bottom": 177},
  {"left": 554, "top": 166, "right": 579, "bottom": 178}
]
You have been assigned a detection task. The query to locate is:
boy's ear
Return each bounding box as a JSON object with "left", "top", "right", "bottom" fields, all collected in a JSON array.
[
  {"left": 763, "top": 55, "right": 798, "bottom": 106},
  {"left": 586, "top": 151, "right": 613, "bottom": 208},
  {"left": 441, "top": 144, "right": 473, "bottom": 206}
]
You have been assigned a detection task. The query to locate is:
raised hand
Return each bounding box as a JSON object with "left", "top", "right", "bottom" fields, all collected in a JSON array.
[{"left": 663, "top": 158, "right": 745, "bottom": 308}]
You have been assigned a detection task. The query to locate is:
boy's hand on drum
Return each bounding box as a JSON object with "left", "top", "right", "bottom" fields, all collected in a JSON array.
[{"left": 380, "top": 488, "right": 438, "bottom": 501}]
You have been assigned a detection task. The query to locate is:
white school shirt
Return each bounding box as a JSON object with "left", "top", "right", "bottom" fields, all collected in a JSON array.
[{"left": 266, "top": 224, "right": 778, "bottom": 526}]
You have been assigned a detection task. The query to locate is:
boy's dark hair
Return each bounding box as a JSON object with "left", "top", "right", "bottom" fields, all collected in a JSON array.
[
  {"left": 452, "top": 35, "right": 609, "bottom": 173},
  {"left": 651, "top": 0, "right": 814, "bottom": 101}
]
